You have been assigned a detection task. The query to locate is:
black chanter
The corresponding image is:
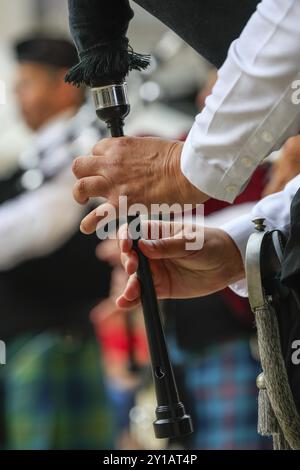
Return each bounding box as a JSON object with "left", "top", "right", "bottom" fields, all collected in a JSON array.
[
  {"left": 92, "top": 83, "right": 193, "bottom": 439},
  {"left": 66, "top": 0, "right": 193, "bottom": 440}
]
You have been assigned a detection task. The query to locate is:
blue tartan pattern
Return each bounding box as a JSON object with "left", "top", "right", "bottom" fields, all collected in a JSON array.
[{"left": 173, "top": 338, "right": 272, "bottom": 450}]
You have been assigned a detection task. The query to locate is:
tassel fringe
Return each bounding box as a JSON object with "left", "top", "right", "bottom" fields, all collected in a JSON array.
[
  {"left": 258, "top": 388, "right": 279, "bottom": 436},
  {"left": 65, "top": 43, "right": 151, "bottom": 87}
]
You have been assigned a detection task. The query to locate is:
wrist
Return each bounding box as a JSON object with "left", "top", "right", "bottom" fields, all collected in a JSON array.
[
  {"left": 219, "top": 229, "right": 245, "bottom": 284},
  {"left": 205, "top": 228, "right": 245, "bottom": 286},
  {"left": 169, "top": 141, "right": 209, "bottom": 205}
]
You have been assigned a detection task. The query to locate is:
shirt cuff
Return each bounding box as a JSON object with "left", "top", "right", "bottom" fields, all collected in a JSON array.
[
  {"left": 181, "top": 135, "right": 237, "bottom": 202},
  {"left": 221, "top": 214, "right": 255, "bottom": 264},
  {"left": 221, "top": 214, "right": 256, "bottom": 297},
  {"left": 226, "top": 279, "right": 249, "bottom": 298}
]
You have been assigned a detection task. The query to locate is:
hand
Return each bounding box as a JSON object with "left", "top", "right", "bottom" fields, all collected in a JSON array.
[
  {"left": 96, "top": 239, "right": 122, "bottom": 267},
  {"left": 116, "top": 221, "right": 245, "bottom": 309},
  {"left": 263, "top": 136, "right": 300, "bottom": 197},
  {"left": 72, "top": 137, "right": 208, "bottom": 234},
  {"left": 90, "top": 267, "right": 128, "bottom": 325}
]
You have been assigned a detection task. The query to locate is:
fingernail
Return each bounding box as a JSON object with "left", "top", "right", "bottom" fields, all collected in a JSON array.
[
  {"left": 80, "top": 224, "right": 88, "bottom": 234},
  {"left": 140, "top": 240, "right": 155, "bottom": 251}
]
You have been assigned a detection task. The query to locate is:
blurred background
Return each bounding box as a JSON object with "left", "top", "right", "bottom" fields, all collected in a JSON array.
[
  {"left": 0, "top": 0, "right": 275, "bottom": 451},
  {"left": 0, "top": 0, "right": 210, "bottom": 173}
]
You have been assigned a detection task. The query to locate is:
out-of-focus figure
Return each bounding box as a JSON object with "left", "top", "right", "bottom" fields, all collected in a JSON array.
[
  {"left": 91, "top": 239, "right": 149, "bottom": 450},
  {"left": 161, "top": 70, "right": 272, "bottom": 450},
  {"left": 0, "top": 35, "right": 113, "bottom": 450},
  {"left": 262, "top": 135, "right": 300, "bottom": 197}
]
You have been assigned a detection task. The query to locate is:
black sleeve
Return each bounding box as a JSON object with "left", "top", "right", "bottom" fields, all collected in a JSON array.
[
  {"left": 66, "top": 0, "right": 152, "bottom": 85},
  {"left": 68, "top": 0, "right": 134, "bottom": 54},
  {"left": 133, "top": 0, "right": 259, "bottom": 68}
]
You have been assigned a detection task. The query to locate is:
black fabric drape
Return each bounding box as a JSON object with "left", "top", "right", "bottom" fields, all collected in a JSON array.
[
  {"left": 133, "top": 0, "right": 260, "bottom": 68},
  {"left": 281, "top": 188, "right": 300, "bottom": 290},
  {"left": 278, "top": 190, "right": 300, "bottom": 414},
  {"left": 67, "top": 0, "right": 259, "bottom": 85},
  {"left": 68, "top": 0, "right": 134, "bottom": 54}
]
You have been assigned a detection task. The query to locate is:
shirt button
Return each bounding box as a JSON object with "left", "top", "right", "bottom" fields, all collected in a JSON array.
[
  {"left": 261, "top": 131, "right": 273, "bottom": 143},
  {"left": 226, "top": 185, "right": 238, "bottom": 194},
  {"left": 241, "top": 157, "right": 252, "bottom": 167}
]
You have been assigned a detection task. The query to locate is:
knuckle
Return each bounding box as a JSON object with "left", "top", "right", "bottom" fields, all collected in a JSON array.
[
  {"left": 94, "top": 137, "right": 133, "bottom": 160},
  {"left": 119, "top": 185, "right": 129, "bottom": 197},
  {"left": 92, "top": 143, "right": 101, "bottom": 155},
  {"left": 120, "top": 136, "right": 131, "bottom": 145},
  {"left": 113, "top": 136, "right": 132, "bottom": 153},
  {"left": 76, "top": 178, "right": 87, "bottom": 196},
  {"left": 112, "top": 138, "right": 126, "bottom": 154},
  {"left": 92, "top": 137, "right": 113, "bottom": 155},
  {"left": 72, "top": 157, "right": 82, "bottom": 176}
]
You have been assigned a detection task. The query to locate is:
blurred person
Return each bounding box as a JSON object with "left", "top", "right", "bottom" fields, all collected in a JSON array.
[
  {"left": 156, "top": 75, "right": 271, "bottom": 449},
  {"left": 126, "top": 72, "right": 267, "bottom": 449},
  {"left": 0, "top": 36, "right": 113, "bottom": 450},
  {"left": 67, "top": 0, "right": 300, "bottom": 448},
  {"left": 161, "top": 184, "right": 271, "bottom": 449},
  {"left": 262, "top": 135, "right": 300, "bottom": 197},
  {"left": 115, "top": 118, "right": 300, "bottom": 449},
  {"left": 91, "top": 239, "right": 148, "bottom": 450},
  {"left": 70, "top": 0, "right": 300, "bottom": 236},
  {"left": 117, "top": 173, "right": 300, "bottom": 434}
]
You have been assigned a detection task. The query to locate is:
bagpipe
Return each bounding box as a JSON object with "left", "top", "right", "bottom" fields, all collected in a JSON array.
[
  {"left": 65, "top": 0, "right": 260, "bottom": 440},
  {"left": 246, "top": 210, "right": 300, "bottom": 450}
]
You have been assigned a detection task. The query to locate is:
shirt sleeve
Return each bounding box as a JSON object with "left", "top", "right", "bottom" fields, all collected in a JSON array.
[
  {"left": 221, "top": 173, "right": 300, "bottom": 296},
  {"left": 0, "top": 168, "right": 84, "bottom": 271},
  {"left": 181, "top": 0, "right": 300, "bottom": 202}
]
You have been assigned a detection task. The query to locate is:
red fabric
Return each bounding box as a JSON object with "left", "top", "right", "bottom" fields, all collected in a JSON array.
[
  {"left": 206, "top": 164, "right": 269, "bottom": 326},
  {"left": 96, "top": 317, "right": 149, "bottom": 365},
  {"left": 205, "top": 165, "right": 268, "bottom": 216}
]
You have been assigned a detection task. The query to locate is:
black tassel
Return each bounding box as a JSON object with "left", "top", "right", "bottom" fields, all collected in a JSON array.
[{"left": 65, "top": 41, "right": 151, "bottom": 87}]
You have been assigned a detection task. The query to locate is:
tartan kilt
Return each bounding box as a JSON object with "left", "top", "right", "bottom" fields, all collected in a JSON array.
[
  {"left": 0, "top": 332, "right": 114, "bottom": 450},
  {"left": 181, "top": 339, "right": 272, "bottom": 450}
]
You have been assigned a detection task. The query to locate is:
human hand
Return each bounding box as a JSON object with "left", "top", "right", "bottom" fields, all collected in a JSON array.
[
  {"left": 96, "top": 239, "right": 122, "bottom": 267},
  {"left": 72, "top": 137, "right": 208, "bottom": 234},
  {"left": 116, "top": 221, "right": 244, "bottom": 309}
]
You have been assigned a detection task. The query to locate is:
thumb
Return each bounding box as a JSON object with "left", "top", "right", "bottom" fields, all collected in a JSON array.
[{"left": 138, "top": 237, "right": 186, "bottom": 259}]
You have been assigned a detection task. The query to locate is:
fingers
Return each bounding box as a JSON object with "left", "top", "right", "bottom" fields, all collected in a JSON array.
[
  {"left": 80, "top": 209, "right": 100, "bottom": 234},
  {"left": 116, "top": 274, "right": 141, "bottom": 310},
  {"left": 138, "top": 237, "right": 187, "bottom": 260},
  {"left": 92, "top": 137, "right": 127, "bottom": 156},
  {"left": 121, "top": 251, "right": 138, "bottom": 276},
  {"left": 96, "top": 239, "right": 120, "bottom": 266},
  {"left": 80, "top": 202, "right": 117, "bottom": 234},
  {"left": 116, "top": 296, "right": 141, "bottom": 310},
  {"left": 118, "top": 219, "right": 182, "bottom": 251},
  {"left": 73, "top": 175, "right": 111, "bottom": 204},
  {"left": 72, "top": 156, "right": 105, "bottom": 179},
  {"left": 118, "top": 219, "right": 190, "bottom": 264},
  {"left": 118, "top": 224, "right": 133, "bottom": 253}
]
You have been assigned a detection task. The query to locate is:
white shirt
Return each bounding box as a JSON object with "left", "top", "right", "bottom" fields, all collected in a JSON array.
[
  {"left": 181, "top": 0, "right": 300, "bottom": 202},
  {"left": 0, "top": 105, "right": 103, "bottom": 271},
  {"left": 221, "top": 173, "right": 300, "bottom": 297}
]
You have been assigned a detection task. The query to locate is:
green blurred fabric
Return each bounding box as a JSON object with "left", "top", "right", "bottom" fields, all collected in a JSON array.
[{"left": 0, "top": 333, "right": 114, "bottom": 450}]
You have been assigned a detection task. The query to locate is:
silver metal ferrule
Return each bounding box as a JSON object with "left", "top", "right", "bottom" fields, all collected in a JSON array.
[{"left": 92, "top": 83, "right": 129, "bottom": 111}]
